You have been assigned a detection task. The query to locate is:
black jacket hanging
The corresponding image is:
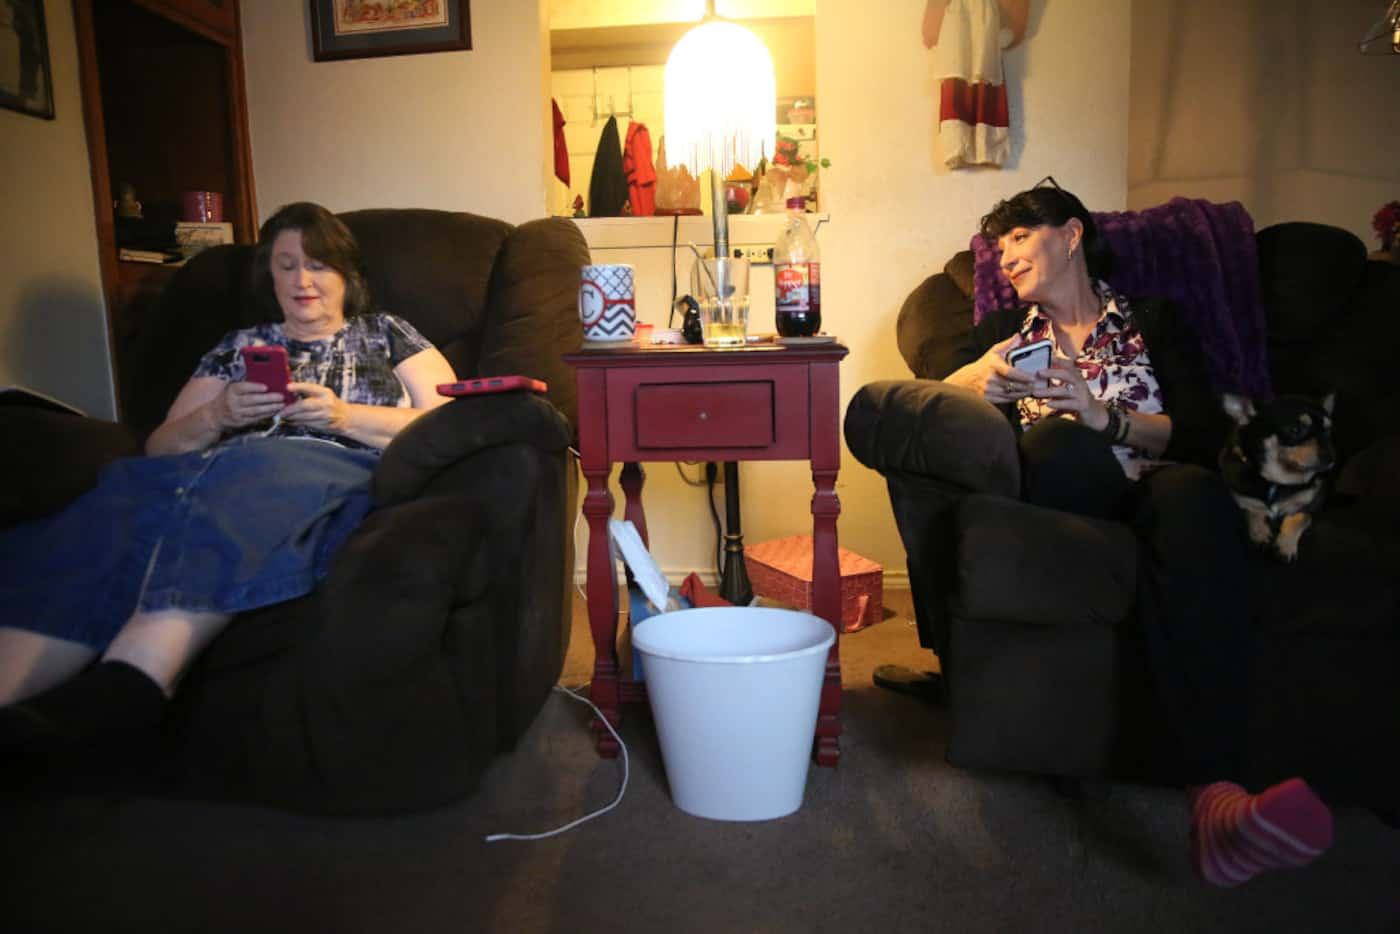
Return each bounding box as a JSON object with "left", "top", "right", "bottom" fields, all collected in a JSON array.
[{"left": 588, "top": 116, "right": 630, "bottom": 217}]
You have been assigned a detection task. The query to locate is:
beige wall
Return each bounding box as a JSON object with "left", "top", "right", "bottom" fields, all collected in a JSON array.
[
  {"left": 1129, "top": 0, "right": 1400, "bottom": 246},
  {"left": 0, "top": 0, "right": 114, "bottom": 418},
  {"left": 240, "top": 2, "right": 552, "bottom": 225}
]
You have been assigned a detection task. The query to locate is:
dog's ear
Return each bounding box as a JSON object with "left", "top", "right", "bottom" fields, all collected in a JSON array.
[{"left": 1221, "top": 393, "right": 1255, "bottom": 426}]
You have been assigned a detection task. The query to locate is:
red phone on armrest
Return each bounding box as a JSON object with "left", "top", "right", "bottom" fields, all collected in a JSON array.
[{"left": 436, "top": 375, "right": 548, "bottom": 397}]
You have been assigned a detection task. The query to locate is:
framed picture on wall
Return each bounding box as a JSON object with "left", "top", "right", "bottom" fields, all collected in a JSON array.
[
  {"left": 310, "top": 0, "right": 472, "bottom": 62},
  {"left": 0, "top": 0, "right": 55, "bottom": 120}
]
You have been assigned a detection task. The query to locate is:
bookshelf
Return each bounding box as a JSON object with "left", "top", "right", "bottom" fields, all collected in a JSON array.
[{"left": 73, "top": 0, "right": 256, "bottom": 423}]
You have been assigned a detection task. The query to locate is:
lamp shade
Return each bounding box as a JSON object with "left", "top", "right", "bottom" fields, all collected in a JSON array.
[{"left": 663, "top": 20, "right": 777, "bottom": 179}]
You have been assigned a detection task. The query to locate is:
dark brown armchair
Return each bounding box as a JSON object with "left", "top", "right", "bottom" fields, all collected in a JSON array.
[
  {"left": 1, "top": 209, "right": 590, "bottom": 815},
  {"left": 845, "top": 220, "right": 1400, "bottom": 809}
]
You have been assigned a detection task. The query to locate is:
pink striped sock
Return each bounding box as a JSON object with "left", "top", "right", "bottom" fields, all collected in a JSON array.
[{"left": 1189, "top": 778, "right": 1335, "bottom": 887}]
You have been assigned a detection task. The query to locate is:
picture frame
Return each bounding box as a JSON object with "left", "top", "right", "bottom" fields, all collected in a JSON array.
[
  {"left": 0, "top": 0, "right": 55, "bottom": 120},
  {"left": 310, "top": 0, "right": 472, "bottom": 62}
]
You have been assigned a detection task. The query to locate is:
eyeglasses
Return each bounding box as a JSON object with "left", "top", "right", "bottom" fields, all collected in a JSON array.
[{"left": 1033, "top": 175, "right": 1084, "bottom": 212}]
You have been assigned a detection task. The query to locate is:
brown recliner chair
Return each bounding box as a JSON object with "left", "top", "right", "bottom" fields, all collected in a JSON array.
[
  {"left": 844, "top": 220, "right": 1400, "bottom": 809},
  {"left": 0, "top": 209, "right": 590, "bottom": 815}
]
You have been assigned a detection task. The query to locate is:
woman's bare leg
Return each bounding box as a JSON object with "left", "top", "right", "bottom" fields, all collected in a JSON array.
[
  {"left": 103, "top": 609, "right": 232, "bottom": 695},
  {"left": 0, "top": 628, "right": 97, "bottom": 705}
]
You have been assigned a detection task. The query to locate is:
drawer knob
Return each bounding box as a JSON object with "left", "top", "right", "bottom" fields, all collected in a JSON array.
[{"left": 698, "top": 411, "right": 709, "bottom": 420}]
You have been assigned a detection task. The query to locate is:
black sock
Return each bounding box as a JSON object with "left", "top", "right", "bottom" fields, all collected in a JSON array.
[{"left": 0, "top": 660, "right": 167, "bottom": 752}]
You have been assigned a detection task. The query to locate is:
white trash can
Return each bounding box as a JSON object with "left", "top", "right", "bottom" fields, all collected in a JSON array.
[{"left": 631, "top": 606, "right": 835, "bottom": 821}]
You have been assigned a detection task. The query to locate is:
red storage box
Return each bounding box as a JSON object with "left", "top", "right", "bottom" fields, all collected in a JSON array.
[{"left": 744, "top": 535, "right": 883, "bottom": 633}]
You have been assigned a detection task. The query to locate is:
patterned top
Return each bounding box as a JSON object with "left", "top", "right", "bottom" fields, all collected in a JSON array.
[
  {"left": 193, "top": 312, "right": 434, "bottom": 451},
  {"left": 1015, "top": 282, "right": 1169, "bottom": 480}
]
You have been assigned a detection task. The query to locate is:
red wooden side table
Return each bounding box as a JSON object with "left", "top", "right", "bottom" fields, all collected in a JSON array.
[{"left": 564, "top": 341, "right": 850, "bottom": 766}]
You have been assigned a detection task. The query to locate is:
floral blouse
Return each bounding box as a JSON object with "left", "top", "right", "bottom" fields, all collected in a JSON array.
[{"left": 1015, "top": 282, "right": 1169, "bottom": 480}]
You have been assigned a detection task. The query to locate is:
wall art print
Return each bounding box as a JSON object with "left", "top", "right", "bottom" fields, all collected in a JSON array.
[
  {"left": 310, "top": 0, "right": 471, "bottom": 62},
  {"left": 0, "top": 0, "right": 54, "bottom": 120}
]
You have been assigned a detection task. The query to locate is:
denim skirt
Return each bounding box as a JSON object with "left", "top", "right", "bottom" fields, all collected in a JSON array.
[{"left": 0, "top": 437, "right": 378, "bottom": 651}]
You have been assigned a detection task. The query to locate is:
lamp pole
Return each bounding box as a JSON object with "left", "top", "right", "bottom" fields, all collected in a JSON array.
[
  {"left": 719, "top": 462, "right": 753, "bottom": 605},
  {"left": 664, "top": 0, "right": 772, "bottom": 607},
  {"left": 711, "top": 159, "right": 747, "bottom": 604},
  {"left": 709, "top": 160, "right": 749, "bottom": 605},
  {"left": 710, "top": 166, "right": 730, "bottom": 260}
]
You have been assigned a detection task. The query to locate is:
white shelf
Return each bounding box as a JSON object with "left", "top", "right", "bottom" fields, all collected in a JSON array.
[{"left": 570, "top": 213, "right": 829, "bottom": 251}]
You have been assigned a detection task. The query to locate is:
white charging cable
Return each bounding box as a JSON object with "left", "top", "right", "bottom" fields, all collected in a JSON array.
[{"left": 483, "top": 683, "right": 629, "bottom": 843}]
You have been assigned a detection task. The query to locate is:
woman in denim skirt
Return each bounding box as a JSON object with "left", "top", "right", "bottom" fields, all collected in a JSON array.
[{"left": 0, "top": 202, "right": 457, "bottom": 755}]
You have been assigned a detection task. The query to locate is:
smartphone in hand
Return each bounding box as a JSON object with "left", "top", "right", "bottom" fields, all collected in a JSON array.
[
  {"left": 239, "top": 345, "right": 296, "bottom": 404},
  {"left": 1006, "top": 338, "right": 1053, "bottom": 375}
]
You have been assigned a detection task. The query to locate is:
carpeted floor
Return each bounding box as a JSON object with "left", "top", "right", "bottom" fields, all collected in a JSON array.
[{"left": 3, "top": 590, "right": 1396, "bottom": 933}]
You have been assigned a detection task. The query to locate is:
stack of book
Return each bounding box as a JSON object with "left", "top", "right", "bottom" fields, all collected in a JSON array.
[
  {"left": 174, "top": 221, "right": 235, "bottom": 258},
  {"left": 116, "top": 221, "right": 235, "bottom": 264},
  {"left": 118, "top": 247, "right": 183, "bottom": 264},
  {"left": 115, "top": 215, "right": 179, "bottom": 263}
]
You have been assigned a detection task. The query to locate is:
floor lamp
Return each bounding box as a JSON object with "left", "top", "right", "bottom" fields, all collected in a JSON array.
[{"left": 664, "top": 1, "right": 776, "bottom": 604}]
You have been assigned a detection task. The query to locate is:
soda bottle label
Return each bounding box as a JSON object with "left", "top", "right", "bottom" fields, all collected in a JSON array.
[{"left": 775, "top": 261, "right": 820, "bottom": 312}]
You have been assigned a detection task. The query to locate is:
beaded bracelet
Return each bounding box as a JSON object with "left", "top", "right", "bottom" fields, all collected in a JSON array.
[{"left": 1100, "top": 399, "right": 1130, "bottom": 444}]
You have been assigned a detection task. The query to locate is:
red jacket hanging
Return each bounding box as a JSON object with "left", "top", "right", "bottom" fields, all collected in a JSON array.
[
  {"left": 623, "top": 121, "right": 657, "bottom": 217},
  {"left": 552, "top": 98, "right": 570, "bottom": 186}
]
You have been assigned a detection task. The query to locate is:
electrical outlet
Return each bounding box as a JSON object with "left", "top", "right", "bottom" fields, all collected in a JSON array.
[{"left": 729, "top": 245, "right": 774, "bottom": 265}]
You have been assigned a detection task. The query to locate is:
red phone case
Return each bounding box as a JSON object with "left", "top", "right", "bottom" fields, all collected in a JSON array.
[
  {"left": 239, "top": 345, "right": 295, "bottom": 404},
  {"left": 436, "top": 375, "right": 548, "bottom": 398}
]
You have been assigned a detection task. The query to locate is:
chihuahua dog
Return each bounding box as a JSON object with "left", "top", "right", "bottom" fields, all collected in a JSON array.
[{"left": 1219, "top": 393, "right": 1336, "bottom": 562}]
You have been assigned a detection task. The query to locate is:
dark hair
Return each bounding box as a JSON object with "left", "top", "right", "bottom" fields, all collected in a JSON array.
[
  {"left": 250, "top": 201, "right": 371, "bottom": 319},
  {"left": 978, "top": 178, "right": 1114, "bottom": 279}
]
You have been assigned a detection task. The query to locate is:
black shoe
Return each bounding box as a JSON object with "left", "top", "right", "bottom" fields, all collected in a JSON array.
[
  {"left": 872, "top": 664, "right": 944, "bottom": 703},
  {"left": 0, "top": 702, "right": 65, "bottom": 749},
  {"left": 0, "top": 661, "right": 166, "bottom": 755}
]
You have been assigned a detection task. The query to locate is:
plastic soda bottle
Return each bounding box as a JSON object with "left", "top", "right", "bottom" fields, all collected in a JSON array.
[{"left": 773, "top": 197, "right": 821, "bottom": 337}]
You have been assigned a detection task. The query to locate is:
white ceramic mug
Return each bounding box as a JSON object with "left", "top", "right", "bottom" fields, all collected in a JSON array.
[{"left": 578, "top": 264, "right": 636, "bottom": 342}]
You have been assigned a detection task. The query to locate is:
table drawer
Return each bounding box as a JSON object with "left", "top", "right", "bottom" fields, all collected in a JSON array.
[
  {"left": 635, "top": 381, "right": 773, "bottom": 448},
  {"left": 605, "top": 363, "right": 811, "bottom": 461}
]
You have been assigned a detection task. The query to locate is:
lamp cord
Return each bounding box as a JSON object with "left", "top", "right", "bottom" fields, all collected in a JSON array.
[
  {"left": 705, "top": 462, "right": 723, "bottom": 575},
  {"left": 668, "top": 214, "right": 679, "bottom": 328}
]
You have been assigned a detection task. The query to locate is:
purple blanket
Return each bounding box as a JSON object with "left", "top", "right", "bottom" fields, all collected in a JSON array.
[{"left": 971, "top": 197, "right": 1272, "bottom": 398}]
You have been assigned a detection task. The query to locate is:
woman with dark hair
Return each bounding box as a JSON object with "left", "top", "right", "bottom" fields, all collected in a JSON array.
[
  {"left": 0, "top": 202, "right": 457, "bottom": 754},
  {"left": 943, "top": 180, "right": 1334, "bottom": 887}
]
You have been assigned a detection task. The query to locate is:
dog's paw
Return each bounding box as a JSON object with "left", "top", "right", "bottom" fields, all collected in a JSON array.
[
  {"left": 1275, "top": 512, "right": 1311, "bottom": 562},
  {"left": 1235, "top": 503, "right": 1273, "bottom": 547}
]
